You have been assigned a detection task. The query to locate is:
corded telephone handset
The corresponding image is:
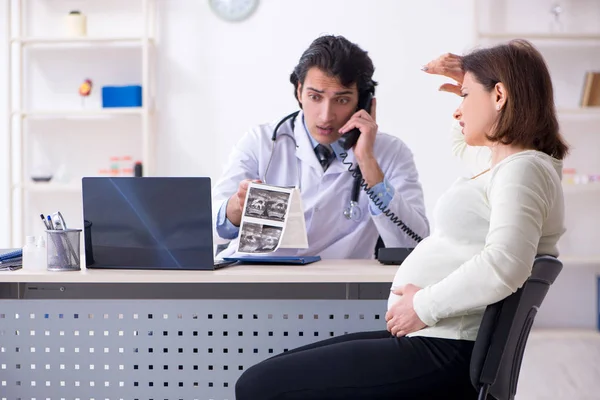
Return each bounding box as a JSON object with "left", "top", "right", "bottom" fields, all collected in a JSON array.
[
  {"left": 337, "top": 92, "right": 423, "bottom": 244},
  {"left": 338, "top": 92, "right": 373, "bottom": 151}
]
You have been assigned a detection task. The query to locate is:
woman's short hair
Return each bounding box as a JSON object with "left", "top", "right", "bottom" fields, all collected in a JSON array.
[{"left": 462, "top": 39, "right": 569, "bottom": 160}]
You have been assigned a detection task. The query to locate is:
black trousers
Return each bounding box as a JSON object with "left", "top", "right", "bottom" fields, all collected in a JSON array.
[{"left": 235, "top": 330, "right": 477, "bottom": 400}]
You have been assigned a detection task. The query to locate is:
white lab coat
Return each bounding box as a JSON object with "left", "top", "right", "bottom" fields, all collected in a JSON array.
[{"left": 212, "top": 111, "right": 429, "bottom": 259}]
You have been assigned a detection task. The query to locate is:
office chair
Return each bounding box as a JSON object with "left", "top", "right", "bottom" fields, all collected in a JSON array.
[{"left": 469, "top": 255, "right": 563, "bottom": 400}]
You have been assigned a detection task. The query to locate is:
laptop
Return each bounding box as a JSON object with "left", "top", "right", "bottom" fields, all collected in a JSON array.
[{"left": 82, "top": 177, "right": 235, "bottom": 270}]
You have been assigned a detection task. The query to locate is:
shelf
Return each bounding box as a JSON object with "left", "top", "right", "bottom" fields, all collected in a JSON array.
[
  {"left": 13, "top": 108, "right": 145, "bottom": 119},
  {"left": 477, "top": 32, "right": 600, "bottom": 42},
  {"left": 6, "top": 2, "right": 157, "bottom": 248},
  {"left": 557, "top": 107, "right": 600, "bottom": 116},
  {"left": 559, "top": 255, "right": 600, "bottom": 266},
  {"left": 11, "top": 37, "right": 153, "bottom": 47},
  {"left": 562, "top": 183, "right": 600, "bottom": 194},
  {"left": 13, "top": 182, "right": 81, "bottom": 193}
]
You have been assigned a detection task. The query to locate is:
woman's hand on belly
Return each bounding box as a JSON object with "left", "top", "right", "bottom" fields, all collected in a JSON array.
[{"left": 385, "top": 284, "right": 427, "bottom": 337}]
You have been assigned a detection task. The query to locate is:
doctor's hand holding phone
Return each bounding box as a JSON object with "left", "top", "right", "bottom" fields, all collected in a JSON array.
[
  {"left": 338, "top": 92, "right": 375, "bottom": 152},
  {"left": 337, "top": 94, "right": 385, "bottom": 189}
]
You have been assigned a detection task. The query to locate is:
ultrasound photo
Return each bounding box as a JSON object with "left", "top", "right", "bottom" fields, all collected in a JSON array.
[
  {"left": 238, "top": 222, "right": 262, "bottom": 253},
  {"left": 244, "top": 187, "right": 290, "bottom": 222},
  {"left": 258, "top": 226, "right": 283, "bottom": 252},
  {"left": 238, "top": 223, "right": 283, "bottom": 253}
]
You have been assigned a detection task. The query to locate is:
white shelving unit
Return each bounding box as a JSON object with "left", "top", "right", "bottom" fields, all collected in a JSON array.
[
  {"left": 12, "top": 107, "right": 146, "bottom": 118},
  {"left": 557, "top": 107, "right": 600, "bottom": 115},
  {"left": 12, "top": 36, "right": 154, "bottom": 45},
  {"left": 478, "top": 32, "right": 600, "bottom": 41},
  {"left": 475, "top": 0, "right": 600, "bottom": 266},
  {"left": 13, "top": 181, "right": 81, "bottom": 193},
  {"left": 6, "top": 0, "right": 157, "bottom": 247},
  {"left": 563, "top": 183, "right": 600, "bottom": 194},
  {"left": 474, "top": 2, "right": 600, "bottom": 352}
]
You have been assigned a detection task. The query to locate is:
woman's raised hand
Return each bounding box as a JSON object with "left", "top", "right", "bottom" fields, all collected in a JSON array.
[{"left": 422, "top": 53, "right": 464, "bottom": 96}]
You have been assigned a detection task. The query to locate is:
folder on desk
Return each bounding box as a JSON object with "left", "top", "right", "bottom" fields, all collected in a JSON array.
[
  {"left": 0, "top": 249, "right": 23, "bottom": 262},
  {"left": 0, "top": 249, "right": 23, "bottom": 271},
  {"left": 223, "top": 255, "right": 321, "bottom": 265}
]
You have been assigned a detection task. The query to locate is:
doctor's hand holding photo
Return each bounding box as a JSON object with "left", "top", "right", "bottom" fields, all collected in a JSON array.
[{"left": 225, "top": 178, "right": 262, "bottom": 227}]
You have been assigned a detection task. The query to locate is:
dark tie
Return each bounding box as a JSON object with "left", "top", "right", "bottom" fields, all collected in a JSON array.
[{"left": 315, "top": 144, "right": 333, "bottom": 171}]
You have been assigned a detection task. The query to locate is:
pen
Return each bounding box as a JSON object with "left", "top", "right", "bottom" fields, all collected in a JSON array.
[
  {"left": 40, "top": 214, "right": 50, "bottom": 230},
  {"left": 47, "top": 215, "right": 54, "bottom": 230}
]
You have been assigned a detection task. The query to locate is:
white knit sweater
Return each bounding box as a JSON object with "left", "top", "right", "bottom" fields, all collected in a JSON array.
[{"left": 387, "top": 123, "right": 566, "bottom": 341}]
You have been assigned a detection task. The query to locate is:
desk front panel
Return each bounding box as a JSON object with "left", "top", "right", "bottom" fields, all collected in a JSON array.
[{"left": 0, "top": 298, "right": 387, "bottom": 400}]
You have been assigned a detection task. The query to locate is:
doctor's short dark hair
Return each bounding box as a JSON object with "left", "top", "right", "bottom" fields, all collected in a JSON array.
[{"left": 290, "top": 35, "right": 378, "bottom": 107}]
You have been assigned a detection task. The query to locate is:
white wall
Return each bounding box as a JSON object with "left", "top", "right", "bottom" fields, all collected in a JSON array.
[
  {"left": 154, "top": 0, "right": 475, "bottom": 216},
  {"left": 0, "top": 0, "right": 477, "bottom": 247}
]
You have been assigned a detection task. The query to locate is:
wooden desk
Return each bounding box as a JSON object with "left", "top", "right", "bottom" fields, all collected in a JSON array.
[
  {"left": 0, "top": 259, "right": 397, "bottom": 284},
  {"left": 0, "top": 260, "right": 396, "bottom": 400}
]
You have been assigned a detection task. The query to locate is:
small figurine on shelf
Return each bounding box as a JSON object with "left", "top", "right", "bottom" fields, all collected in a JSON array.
[{"left": 79, "top": 78, "right": 92, "bottom": 107}]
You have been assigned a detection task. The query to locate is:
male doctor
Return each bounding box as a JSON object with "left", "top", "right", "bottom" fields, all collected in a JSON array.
[{"left": 212, "top": 35, "right": 429, "bottom": 259}]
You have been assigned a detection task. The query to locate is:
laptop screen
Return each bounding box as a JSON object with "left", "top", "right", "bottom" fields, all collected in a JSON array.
[{"left": 82, "top": 177, "right": 215, "bottom": 270}]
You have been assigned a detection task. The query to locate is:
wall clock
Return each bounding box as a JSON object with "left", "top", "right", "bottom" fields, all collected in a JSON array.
[{"left": 209, "top": 0, "right": 259, "bottom": 22}]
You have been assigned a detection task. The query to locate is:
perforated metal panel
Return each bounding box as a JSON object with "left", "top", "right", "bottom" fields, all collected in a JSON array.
[{"left": 0, "top": 299, "right": 385, "bottom": 400}]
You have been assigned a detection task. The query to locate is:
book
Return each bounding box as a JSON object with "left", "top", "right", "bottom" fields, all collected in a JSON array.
[
  {"left": 237, "top": 183, "right": 308, "bottom": 254},
  {"left": 581, "top": 72, "right": 600, "bottom": 107}
]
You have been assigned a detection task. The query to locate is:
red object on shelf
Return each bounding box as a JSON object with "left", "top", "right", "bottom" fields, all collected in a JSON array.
[{"left": 79, "top": 78, "right": 93, "bottom": 97}]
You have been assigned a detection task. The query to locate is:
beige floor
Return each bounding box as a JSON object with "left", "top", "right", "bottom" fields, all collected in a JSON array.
[{"left": 516, "top": 330, "right": 600, "bottom": 400}]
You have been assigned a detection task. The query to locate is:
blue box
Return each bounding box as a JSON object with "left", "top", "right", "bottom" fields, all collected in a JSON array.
[{"left": 101, "top": 85, "right": 142, "bottom": 108}]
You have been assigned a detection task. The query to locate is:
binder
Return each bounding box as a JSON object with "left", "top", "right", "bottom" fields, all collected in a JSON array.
[{"left": 0, "top": 249, "right": 23, "bottom": 262}]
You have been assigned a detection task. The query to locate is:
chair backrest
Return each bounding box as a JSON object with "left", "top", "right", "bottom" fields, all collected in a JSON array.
[{"left": 470, "top": 256, "right": 563, "bottom": 400}]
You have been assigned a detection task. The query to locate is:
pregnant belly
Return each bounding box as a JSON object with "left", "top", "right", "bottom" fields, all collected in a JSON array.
[{"left": 387, "top": 234, "right": 483, "bottom": 309}]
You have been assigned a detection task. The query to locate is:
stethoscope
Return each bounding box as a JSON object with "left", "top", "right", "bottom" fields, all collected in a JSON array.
[{"left": 265, "top": 111, "right": 363, "bottom": 221}]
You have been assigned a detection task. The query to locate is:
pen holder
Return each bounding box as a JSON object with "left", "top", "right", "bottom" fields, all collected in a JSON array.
[{"left": 46, "top": 229, "right": 82, "bottom": 271}]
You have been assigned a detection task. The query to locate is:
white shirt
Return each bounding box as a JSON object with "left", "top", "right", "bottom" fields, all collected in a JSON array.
[
  {"left": 387, "top": 122, "right": 566, "bottom": 341},
  {"left": 211, "top": 111, "right": 430, "bottom": 259}
]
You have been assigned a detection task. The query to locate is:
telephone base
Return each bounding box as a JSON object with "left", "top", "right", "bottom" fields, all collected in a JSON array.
[{"left": 377, "top": 247, "right": 414, "bottom": 265}]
